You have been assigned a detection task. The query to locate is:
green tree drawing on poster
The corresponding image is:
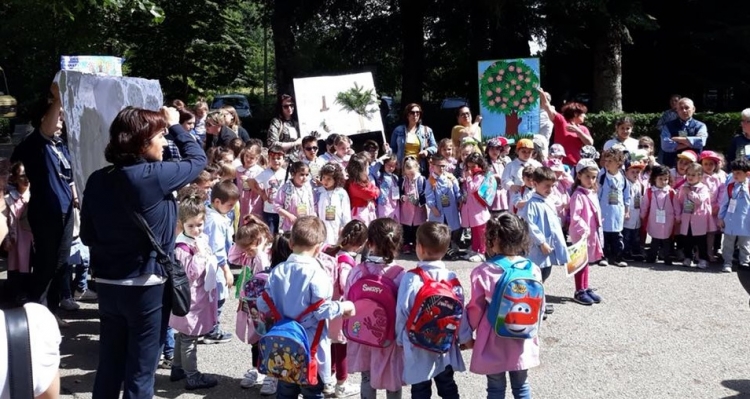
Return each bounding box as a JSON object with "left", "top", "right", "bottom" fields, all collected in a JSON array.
[{"left": 479, "top": 60, "right": 540, "bottom": 135}]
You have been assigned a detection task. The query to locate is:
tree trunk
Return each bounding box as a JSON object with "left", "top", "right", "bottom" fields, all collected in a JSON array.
[
  {"left": 399, "top": 0, "right": 425, "bottom": 106},
  {"left": 593, "top": 23, "right": 624, "bottom": 112},
  {"left": 505, "top": 111, "right": 521, "bottom": 135},
  {"left": 272, "top": 0, "right": 299, "bottom": 95}
]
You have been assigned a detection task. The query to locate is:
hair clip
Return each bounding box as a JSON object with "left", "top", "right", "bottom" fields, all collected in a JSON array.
[{"left": 387, "top": 231, "right": 395, "bottom": 238}]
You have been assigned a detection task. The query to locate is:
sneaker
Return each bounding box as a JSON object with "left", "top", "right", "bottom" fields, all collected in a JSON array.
[
  {"left": 323, "top": 382, "right": 336, "bottom": 395},
  {"left": 159, "top": 355, "right": 174, "bottom": 369},
  {"left": 335, "top": 382, "right": 360, "bottom": 398},
  {"left": 544, "top": 304, "right": 554, "bottom": 314},
  {"left": 615, "top": 260, "right": 628, "bottom": 267},
  {"left": 697, "top": 260, "right": 708, "bottom": 269},
  {"left": 682, "top": 258, "right": 693, "bottom": 268},
  {"left": 598, "top": 259, "right": 609, "bottom": 267},
  {"left": 240, "top": 369, "right": 265, "bottom": 388},
  {"left": 75, "top": 289, "right": 98, "bottom": 302},
  {"left": 59, "top": 298, "right": 80, "bottom": 311},
  {"left": 468, "top": 253, "right": 485, "bottom": 262},
  {"left": 260, "top": 377, "right": 278, "bottom": 396},
  {"left": 572, "top": 290, "right": 594, "bottom": 306},
  {"left": 170, "top": 367, "right": 186, "bottom": 382},
  {"left": 723, "top": 263, "right": 733, "bottom": 273},
  {"left": 203, "top": 330, "right": 233, "bottom": 344},
  {"left": 586, "top": 288, "right": 602, "bottom": 304},
  {"left": 185, "top": 372, "right": 218, "bottom": 390}
]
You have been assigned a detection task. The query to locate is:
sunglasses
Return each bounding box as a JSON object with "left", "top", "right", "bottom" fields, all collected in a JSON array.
[
  {"left": 304, "top": 146, "right": 318, "bottom": 151},
  {"left": 409, "top": 111, "right": 421, "bottom": 116},
  {"left": 460, "top": 112, "right": 471, "bottom": 117},
  {"left": 283, "top": 104, "right": 295, "bottom": 109},
  {"left": 638, "top": 145, "right": 651, "bottom": 149},
  {"left": 365, "top": 146, "right": 378, "bottom": 151}
]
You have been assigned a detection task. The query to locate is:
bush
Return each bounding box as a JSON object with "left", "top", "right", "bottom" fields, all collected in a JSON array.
[
  {"left": 0, "top": 118, "right": 9, "bottom": 136},
  {"left": 585, "top": 112, "right": 742, "bottom": 154}
]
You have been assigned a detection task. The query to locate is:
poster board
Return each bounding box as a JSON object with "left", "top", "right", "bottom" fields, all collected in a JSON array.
[
  {"left": 293, "top": 72, "right": 385, "bottom": 143},
  {"left": 477, "top": 58, "right": 541, "bottom": 139},
  {"left": 565, "top": 236, "right": 590, "bottom": 277},
  {"left": 61, "top": 56, "right": 124, "bottom": 77},
  {"left": 56, "top": 70, "right": 163, "bottom": 201}
]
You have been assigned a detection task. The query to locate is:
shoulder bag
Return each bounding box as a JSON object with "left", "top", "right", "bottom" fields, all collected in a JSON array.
[{"left": 5, "top": 307, "right": 33, "bottom": 399}]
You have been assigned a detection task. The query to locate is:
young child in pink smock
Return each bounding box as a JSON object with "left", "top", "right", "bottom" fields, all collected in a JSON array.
[
  {"left": 344, "top": 218, "right": 405, "bottom": 399},
  {"left": 640, "top": 165, "right": 676, "bottom": 265},
  {"left": 568, "top": 159, "right": 605, "bottom": 306},
  {"left": 374, "top": 156, "right": 401, "bottom": 222},
  {"left": 169, "top": 189, "right": 220, "bottom": 390},
  {"left": 236, "top": 145, "right": 264, "bottom": 218},
  {"left": 3, "top": 162, "right": 33, "bottom": 299},
  {"left": 485, "top": 138, "right": 509, "bottom": 211},
  {"left": 274, "top": 161, "right": 315, "bottom": 232},
  {"left": 467, "top": 213, "right": 540, "bottom": 398},
  {"left": 700, "top": 151, "right": 727, "bottom": 261},
  {"left": 399, "top": 157, "right": 427, "bottom": 253},
  {"left": 674, "top": 163, "right": 712, "bottom": 269},
  {"left": 460, "top": 152, "right": 491, "bottom": 262}
]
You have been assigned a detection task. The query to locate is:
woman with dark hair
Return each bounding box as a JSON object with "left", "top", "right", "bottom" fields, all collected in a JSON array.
[
  {"left": 80, "top": 106, "right": 206, "bottom": 399},
  {"left": 266, "top": 94, "right": 302, "bottom": 152},
  {"left": 389, "top": 103, "right": 437, "bottom": 171},
  {"left": 538, "top": 87, "right": 593, "bottom": 167},
  {"left": 450, "top": 105, "right": 482, "bottom": 149}
]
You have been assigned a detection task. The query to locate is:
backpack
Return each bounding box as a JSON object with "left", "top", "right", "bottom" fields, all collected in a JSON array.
[
  {"left": 236, "top": 269, "right": 272, "bottom": 344},
  {"left": 343, "top": 264, "right": 403, "bottom": 347},
  {"left": 258, "top": 292, "right": 325, "bottom": 386},
  {"left": 335, "top": 253, "right": 357, "bottom": 300},
  {"left": 727, "top": 182, "right": 736, "bottom": 200},
  {"left": 405, "top": 267, "right": 464, "bottom": 353},
  {"left": 486, "top": 256, "right": 544, "bottom": 339},
  {"left": 474, "top": 171, "right": 498, "bottom": 208}
]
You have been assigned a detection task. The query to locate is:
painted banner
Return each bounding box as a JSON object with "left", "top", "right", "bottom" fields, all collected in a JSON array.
[
  {"left": 293, "top": 72, "right": 385, "bottom": 142},
  {"left": 61, "top": 56, "right": 124, "bottom": 77},
  {"left": 477, "top": 58, "right": 541, "bottom": 140},
  {"left": 56, "top": 70, "right": 163, "bottom": 201},
  {"left": 565, "top": 236, "right": 589, "bottom": 277}
]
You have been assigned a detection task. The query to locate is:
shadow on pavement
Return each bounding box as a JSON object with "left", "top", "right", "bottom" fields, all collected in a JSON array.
[
  {"left": 154, "top": 374, "right": 248, "bottom": 398},
  {"left": 545, "top": 294, "right": 572, "bottom": 305},
  {"left": 721, "top": 379, "right": 750, "bottom": 398}
]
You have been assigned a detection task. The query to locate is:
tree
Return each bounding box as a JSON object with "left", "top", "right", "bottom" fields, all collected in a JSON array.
[
  {"left": 478, "top": 60, "right": 540, "bottom": 135},
  {"left": 399, "top": 0, "right": 426, "bottom": 105}
]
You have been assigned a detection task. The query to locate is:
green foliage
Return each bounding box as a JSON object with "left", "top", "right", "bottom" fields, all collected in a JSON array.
[
  {"left": 479, "top": 60, "right": 539, "bottom": 116},
  {"left": 585, "top": 112, "right": 741, "bottom": 152},
  {"left": 334, "top": 83, "right": 378, "bottom": 118},
  {"left": 0, "top": 118, "right": 9, "bottom": 136}
]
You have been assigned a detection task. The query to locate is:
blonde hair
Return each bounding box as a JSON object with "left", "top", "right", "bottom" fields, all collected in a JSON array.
[
  {"left": 221, "top": 105, "right": 241, "bottom": 132},
  {"left": 402, "top": 157, "right": 420, "bottom": 175},
  {"left": 206, "top": 110, "right": 225, "bottom": 127}
]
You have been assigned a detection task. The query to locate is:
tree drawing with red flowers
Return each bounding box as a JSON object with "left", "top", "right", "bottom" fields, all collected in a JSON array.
[{"left": 479, "top": 60, "right": 540, "bottom": 136}]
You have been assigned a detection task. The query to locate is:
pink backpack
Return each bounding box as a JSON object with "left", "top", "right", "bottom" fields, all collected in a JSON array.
[
  {"left": 329, "top": 253, "right": 357, "bottom": 342},
  {"left": 235, "top": 270, "right": 271, "bottom": 345},
  {"left": 344, "top": 264, "right": 403, "bottom": 348}
]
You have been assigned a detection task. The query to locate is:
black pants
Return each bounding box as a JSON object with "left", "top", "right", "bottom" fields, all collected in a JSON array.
[
  {"left": 622, "top": 228, "right": 641, "bottom": 255},
  {"left": 682, "top": 226, "right": 708, "bottom": 261},
  {"left": 411, "top": 365, "right": 459, "bottom": 399},
  {"left": 603, "top": 231, "right": 624, "bottom": 261},
  {"left": 29, "top": 210, "right": 74, "bottom": 313},
  {"left": 402, "top": 224, "right": 418, "bottom": 247},
  {"left": 647, "top": 238, "right": 672, "bottom": 262}
]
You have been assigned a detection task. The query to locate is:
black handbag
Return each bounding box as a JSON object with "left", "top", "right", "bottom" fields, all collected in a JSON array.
[
  {"left": 116, "top": 174, "right": 192, "bottom": 317},
  {"left": 5, "top": 307, "right": 33, "bottom": 399}
]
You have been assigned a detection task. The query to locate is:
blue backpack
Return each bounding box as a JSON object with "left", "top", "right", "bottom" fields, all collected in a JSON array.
[
  {"left": 258, "top": 291, "right": 325, "bottom": 386},
  {"left": 486, "top": 256, "right": 544, "bottom": 339}
]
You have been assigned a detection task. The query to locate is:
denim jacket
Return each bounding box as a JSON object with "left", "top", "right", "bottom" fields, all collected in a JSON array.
[{"left": 390, "top": 123, "right": 437, "bottom": 169}]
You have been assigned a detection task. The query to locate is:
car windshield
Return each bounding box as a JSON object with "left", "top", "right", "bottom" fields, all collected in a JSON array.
[{"left": 212, "top": 97, "right": 249, "bottom": 109}]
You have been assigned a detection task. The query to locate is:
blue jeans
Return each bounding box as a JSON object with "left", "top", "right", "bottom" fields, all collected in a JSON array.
[
  {"left": 411, "top": 365, "right": 459, "bottom": 399},
  {"left": 209, "top": 298, "right": 226, "bottom": 335},
  {"left": 487, "top": 370, "right": 530, "bottom": 399},
  {"left": 277, "top": 379, "right": 324, "bottom": 399},
  {"left": 73, "top": 261, "right": 90, "bottom": 292},
  {"left": 162, "top": 326, "right": 175, "bottom": 358},
  {"left": 59, "top": 264, "right": 74, "bottom": 300},
  {"left": 263, "top": 212, "right": 280, "bottom": 235}
]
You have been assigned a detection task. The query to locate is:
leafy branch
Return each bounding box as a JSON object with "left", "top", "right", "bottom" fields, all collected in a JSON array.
[{"left": 334, "top": 82, "right": 378, "bottom": 119}]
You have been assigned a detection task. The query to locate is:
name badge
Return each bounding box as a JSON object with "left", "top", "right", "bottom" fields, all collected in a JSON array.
[
  {"left": 728, "top": 199, "right": 737, "bottom": 214},
  {"left": 325, "top": 205, "right": 336, "bottom": 221},
  {"left": 391, "top": 184, "right": 400, "bottom": 200},
  {"left": 296, "top": 204, "right": 308, "bottom": 216},
  {"left": 678, "top": 130, "right": 688, "bottom": 137},
  {"left": 608, "top": 190, "right": 619, "bottom": 205},
  {"left": 656, "top": 209, "right": 666, "bottom": 224},
  {"left": 633, "top": 194, "right": 641, "bottom": 209},
  {"left": 441, "top": 194, "right": 451, "bottom": 207},
  {"left": 683, "top": 199, "right": 695, "bottom": 214}
]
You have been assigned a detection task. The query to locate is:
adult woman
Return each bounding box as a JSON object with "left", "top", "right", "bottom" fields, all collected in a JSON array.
[
  {"left": 266, "top": 94, "right": 302, "bottom": 152},
  {"left": 450, "top": 105, "right": 482, "bottom": 149},
  {"left": 204, "top": 110, "right": 240, "bottom": 150},
  {"left": 390, "top": 103, "right": 437, "bottom": 171},
  {"left": 80, "top": 107, "right": 206, "bottom": 399},
  {"left": 538, "top": 87, "right": 593, "bottom": 167},
  {"left": 220, "top": 105, "right": 251, "bottom": 143}
]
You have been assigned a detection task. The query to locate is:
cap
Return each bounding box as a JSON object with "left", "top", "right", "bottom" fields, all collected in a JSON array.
[
  {"left": 580, "top": 145, "right": 600, "bottom": 160},
  {"left": 486, "top": 137, "right": 509, "bottom": 148},
  {"left": 575, "top": 158, "right": 599, "bottom": 174},
  {"left": 516, "top": 138, "right": 534, "bottom": 150},
  {"left": 699, "top": 150, "right": 721, "bottom": 164},
  {"left": 268, "top": 145, "right": 285, "bottom": 155},
  {"left": 627, "top": 160, "right": 646, "bottom": 170},
  {"left": 545, "top": 159, "right": 566, "bottom": 172},
  {"left": 549, "top": 144, "right": 566, "bottom": 157},
  {"left": 677, "top": 150, "right": 698, "bottom": 163}
]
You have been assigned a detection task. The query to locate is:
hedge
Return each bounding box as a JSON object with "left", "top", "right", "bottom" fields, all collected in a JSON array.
[
  {"left": 584, "top": 112, "right": 742, "bottom": 154},
  {"left": 0, "top": 118, "right": 8, "bottom": 136}
]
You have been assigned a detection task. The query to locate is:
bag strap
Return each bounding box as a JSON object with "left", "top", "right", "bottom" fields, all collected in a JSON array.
[
  {"left": 384, "top": 265, "right": 404, "bottom": 281},
  {"left": 114, "top": 170, "right": 169, "bottom": 260},
  {"left": 489, "top": 255, "right": 532, "bottom": 271},
  {"left": 5, "top": 307, "right": 33, "bottom": 399},
  {"left": 409, "top": 266, "right": 432, "bottom": 282},
  {"left": 728, "top": 182, "right": 735, "bottom": 199},
  {"left": 261, "top": 290, "right": 282, "bottom": 321}
]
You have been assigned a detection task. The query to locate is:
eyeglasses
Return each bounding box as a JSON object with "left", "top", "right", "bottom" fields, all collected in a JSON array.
[
  {"left": 283, "top": 104, "right": 295, "bottom": 109},
  {"left": 409, "top": 111, "right": 421, "bottom": 116},
  {"left": 460, "top": 112, "right": 471, "bottom": 118},
  {"left": 433, "top": 164, "right": 448, "bottom": 169},
  {"left": 638, "top": 145, "right": 651, "bottom": 149},
  {"left": 304, "top": 146, "right": 318, "bottom": 151}
]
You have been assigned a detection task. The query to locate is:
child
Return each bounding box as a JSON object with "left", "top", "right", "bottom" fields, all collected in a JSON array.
[
  {"left": 274, "top": 161, "right": 315, "bottom": 233},
  {"left": 316, "top": 163, "right": 352, "bottom": 246},
  {"left": 548, "top": 144, "right": 573, "bottom": 175},
  {"left": 3, "top": 161, "right": 33, "bottom": 303},
  {"left": 330, "top": 135, "right": 353, "bottom": 169},
  {"left": 461, "top": 153, "right": 492, "bottom": 262},
  {"left": 510, "top": 166, "right": 536, "bottom": 213},
  {"left": 400, "top": 157, "right": 427, "bottom": 253},
  {"left": 518, "top": 166, "right": 569, "bottom": 314},
  {"left": 300, "top": 135, "right": 327, "bottom": 187},
  {"left": 321, "top": 134, "right": 340, "bottom": 163},
  {"left": 623, "top": 158, "right": 646, "bottom": 261},
  {"left": 569, "top": 159, "right": 605, "bottom": 305},
  {"left": 546, "top": 160, "right": 572, "bottom": 228},
  {"left": 236, "top": 144, "right": 264, "bottom": 218},
  {"left": 674, "top": 163, "right": 712, "bottom": 269},
  {"left": 671, "top": 150, "right": 697, "bottom": 189},
  {"left": 374, "top": 155, "right": 401, "bottom": 221},
  {"left": 700, "top": 150, "right": 726, "bottom": 262},
  {"left": 486, "top": 138, "right": 509, "bottom": 212},
  {"left": 323, "top": 220, "right": 369, "bottom": 398},
  {"left": 501, "top": 139, "right": 541, "bottom": 198},
  {"left": 603, "top": 116, "right": 638, "bottom": 153},
  {"left": 203, "top": 180, "right": 240, "bottom": 344},
  {"left": 598, "top": 148, "right": 631, "bottom": 267},
  {"left": 425, "top": 155, "right": 462, "bottom": 260},
  {"left": 169, "top": 188, "right": 220, "bottom": 390},
  {"left": 252, "top": 145, "right": 287, "bottom": 234},
  {"left": 346, "top": 154, "right": 380, "bottom": 225},
  {"left": 719, "top": 158, "right": 750, "bottom": 272},
  {"left": 395, "top": 222, "right": 473, "bottom": 398},
  {"left": 438, "top": 138, "right": 457, "bottom": 175},
  {"left": 345, "top": 217, "right": 405, "bottom": 399},
  {"left": 637, "top": 136, "right": 658, "bottom": 186},
  {"left": 640, "top": 166, "right": 676, "bottom": 265},
  {"left": 466, "top": 213, "right": 541, "bottom": 398},
  {"left": 258, "top": 216, "right": 356, "bottom": 399}
]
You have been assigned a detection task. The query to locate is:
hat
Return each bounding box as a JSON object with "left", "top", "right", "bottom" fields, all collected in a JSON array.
[
  {"left": 516, "top": 138, "right": 534, "bottom": 150},
  {"left": 580, "top": 145, "right": 600, "bottom": 160},
  {"left": 549, "top": 144, "right": 566, "bottom": 157},
  {"left": 486, "top": 137, "right": 509, "bottom": 148},
  {"left": 575, "top": 158, "right": 599, "bottom": 174},
  {"left": 627, "top": 160, "right": 646, "bottom": 170},
  {"left": 699, "top": 150, "right": 721, "bottom": 164},
  {"left": 545, "top": 159, "right": 566, "bottom": 172},
  {"left": 677, "top": 150, "right": 698, "bottom": 163},
  {"left": 610, "top": 143, "right": 628, "bottom": 153},
  {"left": 268, "top": 145, "right": 285, "bottom": 155}
]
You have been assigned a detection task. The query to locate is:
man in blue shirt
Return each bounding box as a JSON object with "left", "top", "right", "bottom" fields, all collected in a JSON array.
[{"left": 659, "top": 97, "right": 708, "bottom": 168}]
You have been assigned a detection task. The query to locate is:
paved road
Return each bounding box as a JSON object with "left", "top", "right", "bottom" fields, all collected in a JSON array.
[{"left": 51, "top": 257, "right": 750, "bottom": 399}]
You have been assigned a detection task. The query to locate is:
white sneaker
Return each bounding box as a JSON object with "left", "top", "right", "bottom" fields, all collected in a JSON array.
[
  {"left": 323, "top": 382, "right": 336, "bottom": 395},
  {"left": 697, "top": 260, "right": 708, "bottom": 269},
  {"left": 75, "top": 289, "right": 98, "bottom": 301},
  {"left": 598, "top": 259, "right": 609, "bottom": 267},
  {"left": 682, "top": 258, "right": 693, "bottom": 268},
  {"left": 240, "top": 369, "right": 265, "bottom": 389},
  {"left": 260, "top": 377, "right": 277, "bottom": 396},
  {"left": 335, "top": 382, "right": 360, "bottom": 398},
  {"left": 723, "top": 264, "right": 733, "bottom": 273},
  {"left": 468, "top": 253, "right": 485, "bottom": 262},
  {"left": 60, "top": 298, "right": 80, "bottom": 311}
]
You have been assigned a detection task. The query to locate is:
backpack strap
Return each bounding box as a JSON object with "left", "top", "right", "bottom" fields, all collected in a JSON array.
[
  {"left": 728, "top": 182, "right": 736, "bottom": 199},
  {"left": 409, "top": 266, "right": 431, "bottom": 282},
  {"left": 175, "top": 242, "right": 194, "bottom": 255},
  {"left": 384, "top": 265, "right": 404, "bottom": 281},
  {"left": 4, "top": 307, "right": 32, "bottom": 399},
  {"left": 489, "top": 255, "right": 532, "bottom": 271},
  {"left": 261, "top": 291, "right": 283, "bottom": 321}
]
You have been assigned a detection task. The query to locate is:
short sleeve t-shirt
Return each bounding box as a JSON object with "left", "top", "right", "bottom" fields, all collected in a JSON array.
[
  {"left": 0, "top": 303, "right": 61, "bottom": 399},
  {"left": 255, "top": 167, "right": 288, "bottom": 214},
  {"left": 553, "top": 113, "right": 590, "bottom": 167}
]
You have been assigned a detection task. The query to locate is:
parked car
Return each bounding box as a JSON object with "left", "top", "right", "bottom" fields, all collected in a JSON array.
[
  {"left": 211, "top": 94, "right": 252, "bottom": 118},
  {"left": 440, "top": 97, "right": 469, "bottom": 110}
]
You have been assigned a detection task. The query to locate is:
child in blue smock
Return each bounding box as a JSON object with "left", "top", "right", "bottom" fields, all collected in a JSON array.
[
  {"left": 425, "top": 155, "right": 463, "bottom": 259},
  {"left": 597, "top": 148, "right": 631, "bottom": 267}
]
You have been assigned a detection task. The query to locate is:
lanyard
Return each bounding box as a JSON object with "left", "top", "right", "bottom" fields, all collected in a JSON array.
[{"left": 653, "top": 188, "right": 668, "bottom": 211}]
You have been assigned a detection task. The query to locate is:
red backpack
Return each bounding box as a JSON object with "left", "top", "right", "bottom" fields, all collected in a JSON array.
[{"left": 405, "top": 268, "right": 464, "bottom": 353}]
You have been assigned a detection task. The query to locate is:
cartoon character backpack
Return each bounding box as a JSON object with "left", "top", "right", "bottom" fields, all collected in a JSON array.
[
  {"left": 258, "top": 292, "right": 325, "bottom": 386},
  {"left": 487, "top": 256, "right": 544, "bottom": 339},
  {"left": 475, "top": 170, "right": 498, "bottom": 208},
  {"left": 405, "top": 267, "right": 464, "bottom": 353},
  {"left": 343, "top": 264, "right": 403, "bottom": 347},
  {"left": 235, "top": 268, "right": 272, "bottom": 344}
]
